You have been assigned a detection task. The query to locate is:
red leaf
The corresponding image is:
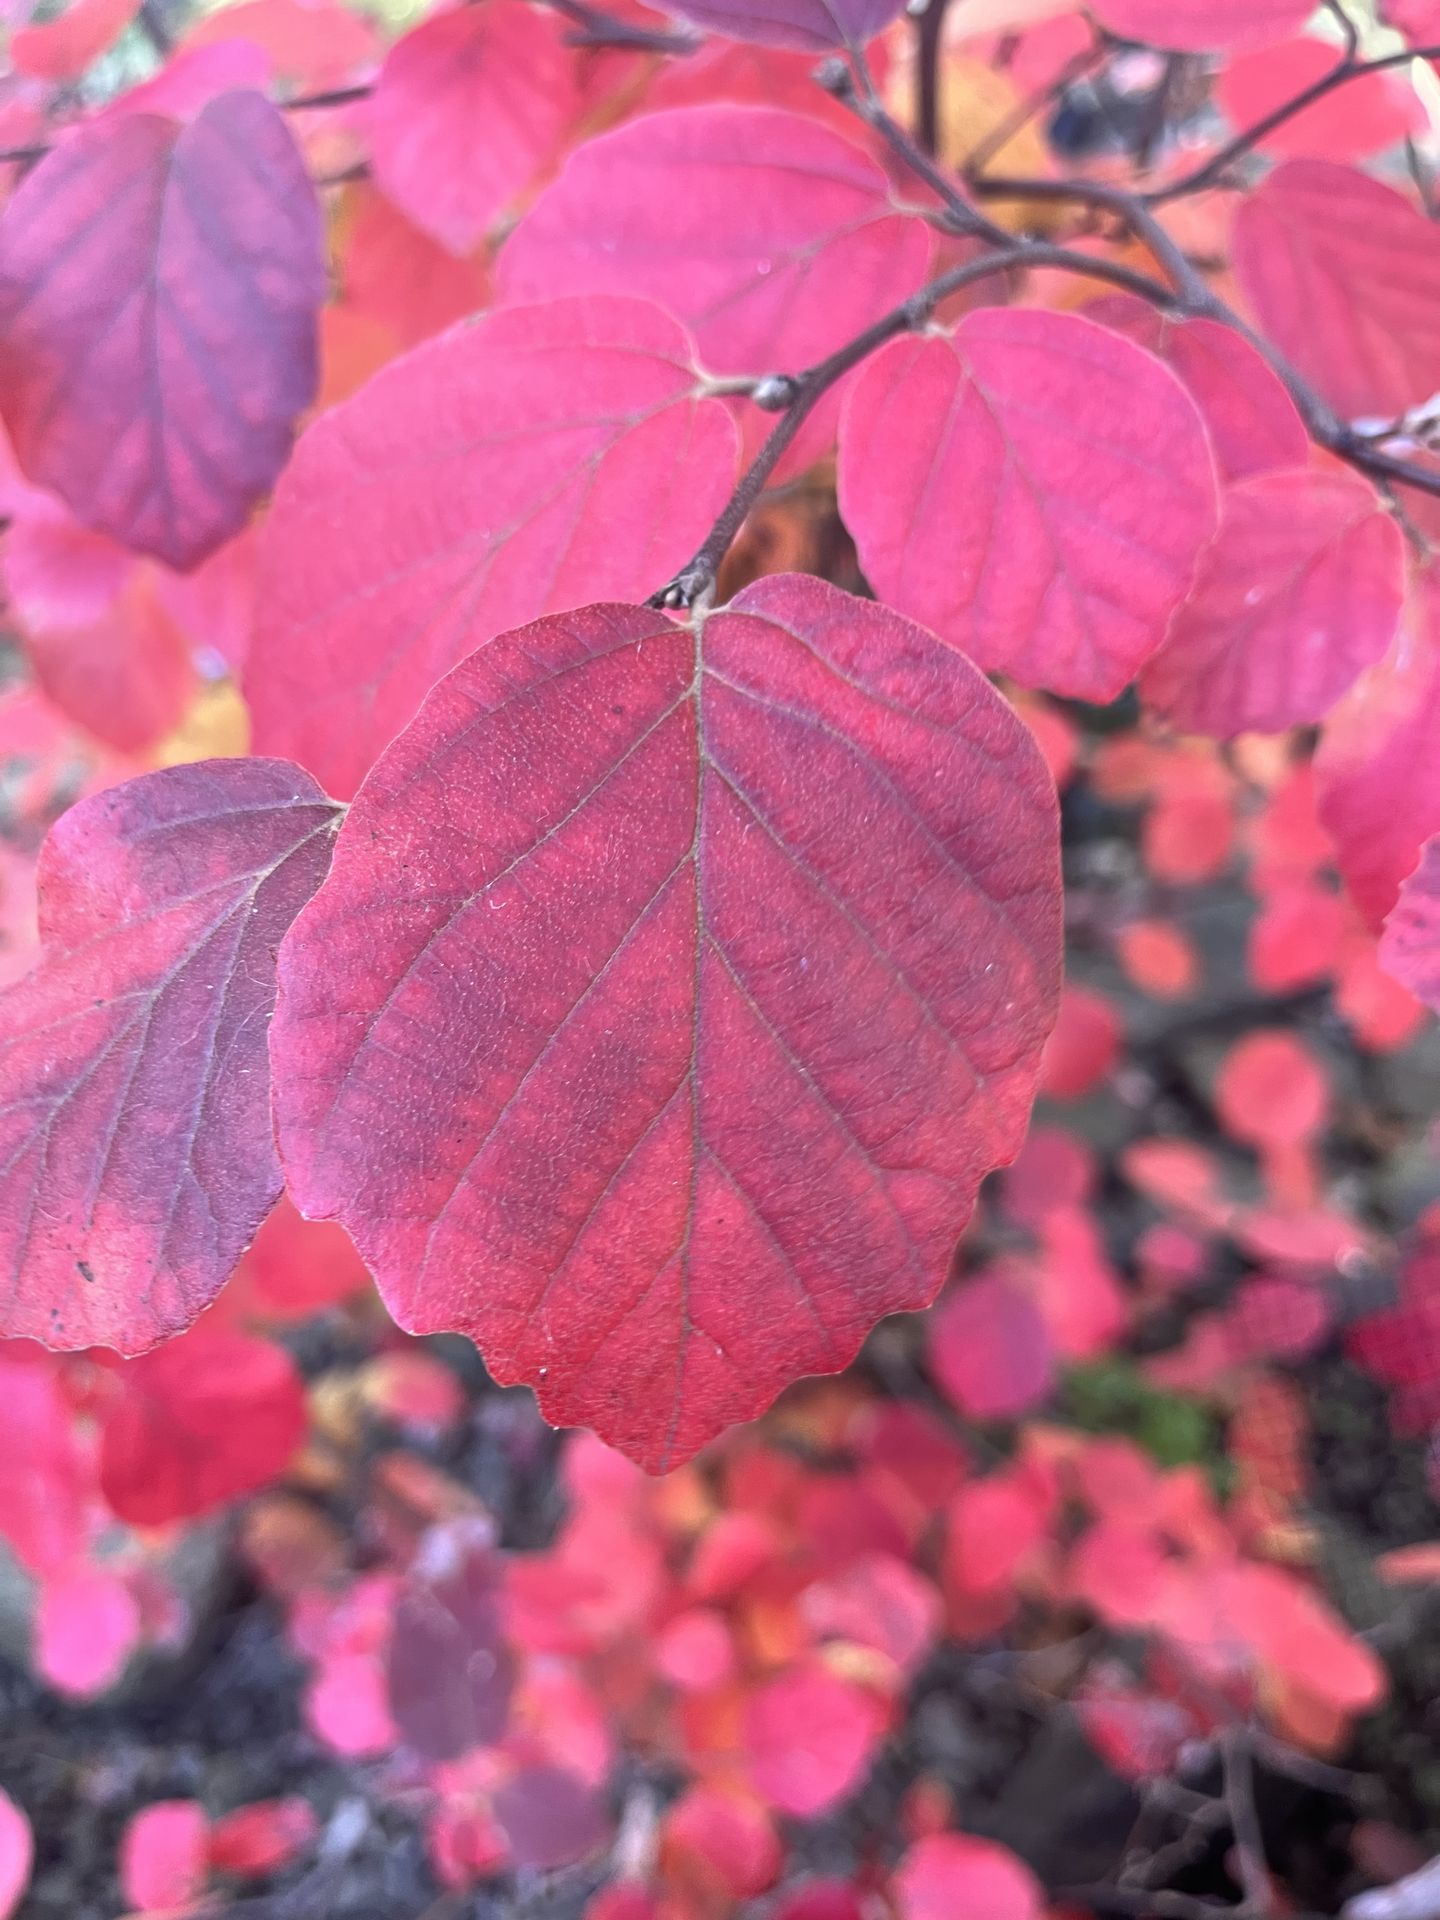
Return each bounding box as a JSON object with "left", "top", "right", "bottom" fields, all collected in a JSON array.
[
  {"left": 340, "top": 183, "right": 490, "bottom": 349},
  {"left": 1083, "top": 295, "right": 1307, "bottom": 483},
  {"left": 893, "top": 1833, "right": 1042, "bottom": 1920},
  {"left": 0, "top": 1790, "right": 31, "bottom": 1920},
  {"left": 928, "top": 1269, "right": 1053, "bottom": 1422},
  {"left": 838, "top": 310, "right": 1217, "bottom": 701},
  {"left": 1215, "top": 1031, "right": 1329, "bottom": 1149},
  {"left": 248, "top": 295, "right": 738, "bottom": 799},
  {"left": 108, "top": 37, "right": 274, "bottom": 120},
  {"left": 499, "top": 106, "right": 931, "bottom": 455},
  {"left": 743, "top": 1664, "right": 887, "bottom": 1816},
  {"left": 37, "top": 1563, "right": 142, "bottom": 1697},
  {"left": 21, "top": 575, "right": 196, "bottom": 754},
  {"left": 1381, "top": 837, "right": 1440, "bottom": 1013},
  {"left": 272, "top": 577, "right": 1061, "bottom": 1470},
  {"left": 182, "top": 0, "right": 376, "bottom": 87},
  {"left": 99, "top": 1326, "right": 306, "bottom": 1524},
  {"left": 387, "top": 1521, "right": 516, "bottom": 1761},
  {"left": 1140, "top": 466, "right": 1405, "bottom": 737},
  {"left": 365, "top": 4, "right": 578, "bottom": 256},
  {"left": 657, "top": 0, "right": 903, "bottom": 50},
  {"left": 0, "top": 1350, "right": 95, "bottom": 1575},
  {"left": 771, "top": 1884, "right": 866, "bottom": 1920},
  {"left": 1039, "top": 984, "right": 1121, "bottom": 1100},
  {"left": 206, "top": 1797, "right": 317, "bottom": 1878},
  {"left": 1233, "top": 160, "right": 1440, "bottom": 425},
  {"left": 1317, "top": 572, "right": 1440, "bottom": 929},
  {"left": 1116, "top": 918, "right": 1198, "bottom": 998},
  {"left": 0, "top": 759, "right": 339, "bottom": 1352},
  {"left": 10, "top": 0, "right": 137, "bottom": 79},
  {"left": 664, "top": 1785, "right": 781, "bottom": 1901},
  {"left": 120, "top": 1800, "right": 209, "bottom": 1913},
  {"left": 0, "top": 93, "right": 324, "bottom": 568},
  {"left": 1089, "top": 0, "right": 1310, "bottom": 50},
  {"left": 1216, "top": 37, "right": 1425, "bottom": 161}
]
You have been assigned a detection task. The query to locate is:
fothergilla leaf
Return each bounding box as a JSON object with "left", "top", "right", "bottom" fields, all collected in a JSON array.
[
  {"left": 247, "top": 295, "right": 739, "bottom": 799},
  {"left": 271, "top": 576, "right": 1062, "bottom": 1471},
  {"left": 364, "top": 2, "right": 579, "bottom": 256},
  {"left": 0, "top": 91, "right": 324, "bottom": 569},
  {"left": 837, "top": 308, "right": 1218, "bottom": 702},
  {"left": 1140, "top": 465, "right": 1405, "bottom": 738},
  {"left": 1089, "top": 0, "right": 1311, "bottom": 51},
  {"left": 1233, "top": 159, "right": 1440, "bottom": 425},
  {"left": 0, "top": 758, "right": 340, "bottom": 1351}
]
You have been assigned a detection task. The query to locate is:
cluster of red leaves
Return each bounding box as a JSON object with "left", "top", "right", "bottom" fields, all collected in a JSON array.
[
  {"left": 0, "top": 0, "right": 1439, "bottom": 1908},
  {"left": 0, "top": 0, "right": 1436, "bottom": 1477}
]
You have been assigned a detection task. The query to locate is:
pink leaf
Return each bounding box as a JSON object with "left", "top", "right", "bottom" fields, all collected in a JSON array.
[
  {"left": 37, "top": 1564, "right": 142, "bottom": 1697},
  {"left": 365, "top": 4, "right": 579, "bottom": 256},
  {"left": 928, "top": 1269, "right": 1054, "bottom": 1421},
  {"left": 0, "top": 760, "right": 339, "bottom": 1352},
  {"left": 99, "top": 1327, "right": 307, "bottom": 1525},
  {"left": 248, "top": 295, "right": 738, "bottom": 799},
  {"left": 743, "top": 1664, "right": 887, "bottom": 1816},
  {"left": 1140, "top": 466, "right": 1405, "bottom": 737},
  {"left": 1084, "top": 295, "right": 1307, "bottom": 483},
  {"left": 0, "top": 1351, "right": 95, "bottom": 1575},
  {"left": 893, "top": 1833, "right": 1042, "bottom": 1920},
  {"left": 0, "top": 1790, "right": 31, "bottom": 1920},
  {"left": 498, "top": 105, "right": 930, "bottom": 456},
  {"left": 119, "top": 1800, "right": 209, "bottom": 1913},
  {"left": 1089, "top": 0, "right": 1311, "bottom": 51},
  {"left": 838, "top": 309, "right": 1218, "bottom": 700},
  {"left": 1317, "top": 569, "right": 1440, "bottom": 929},
  {"left": 10, "top": 0, "right": 137, "bottom": 79},
  {"left": 1215, "top": 1031, "right": 1329, "bottom": 1149},
  {"left": 1381, "top": 837, "right": 1440, "bottom": 1013},
  {"left": 271, "top": 577, "right": 1061, "bottom": 1470},
  {"left": 0, "top": 92, "right": 324, "bottom": 567},
  {"left": 1233, "top": 159, "right": 1440, "bottom": 425},
  {"left": 1216, "top": 36, "right": 1425, "bottom": 161}
]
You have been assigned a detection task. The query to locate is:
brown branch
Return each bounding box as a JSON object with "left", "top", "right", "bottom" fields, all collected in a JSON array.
[
  {"left": 1146, "top": 40, "right": 1440, "bottom": 205},
  {"left": 1222, "top": 1729, "right": 1274, "bottom": 1917},
  {"left": 284, "top": 82, "right": 373, "bottom": 112},
  {"left": 912, "top": 0, "right": 952, "bottom": 157},
  {"left": 820, "top": 54, "right": 1014, "bottom": 248},
  {"left": 967, "top": 171, "right": 1440, "bottom": 500},
  {"left": 648, "top": 241, "right": 1177, "bottom": 609}
]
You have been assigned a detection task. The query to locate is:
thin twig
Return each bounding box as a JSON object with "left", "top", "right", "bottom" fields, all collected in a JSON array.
[
  {"left": 821, "top": 53, "right": 1014, "bottom": 247},
  {"left": 648, "top": 241, "right": 1176, "bottom": 609},
  {"left": 547, "top": 0, "right": 700, "bottom": 52},
  {"left": 1222, "top": 1729, "right": 1273, "bottom": 1916},
  {"left": 912, "top": 0, "right": 952, "bottom": 157},
  {"left": 283, "top": 82, "right": 373, "bottom": 112},
  {"left": 967, "top": 170, "right": 1440, "bottom": 499},
  {"left": 1146, "top": 41, "right": 1440, "bottom": 204},
  {"left": 1135, "top": 51, "right": 1185, "bottom": 172}
]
